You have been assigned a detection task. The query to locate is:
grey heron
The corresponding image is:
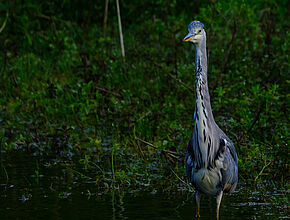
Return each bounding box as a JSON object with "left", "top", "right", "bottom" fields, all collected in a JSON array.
[{"left": 183, "top": 21, "right": 238, "bottom": 219}]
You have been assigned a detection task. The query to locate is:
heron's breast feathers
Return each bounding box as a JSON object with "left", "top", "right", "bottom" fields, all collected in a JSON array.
[{"left": 186, "top": 136, "right": 238, "bottom": 194}]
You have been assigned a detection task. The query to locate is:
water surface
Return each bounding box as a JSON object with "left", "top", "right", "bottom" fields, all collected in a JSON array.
[{"left": 0, "top": 153, "right": 288, "bottom": 219}]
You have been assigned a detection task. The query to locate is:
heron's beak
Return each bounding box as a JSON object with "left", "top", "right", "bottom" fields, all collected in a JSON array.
[{"left": 183, "top": 33, "right": 195, "bottom": 42}]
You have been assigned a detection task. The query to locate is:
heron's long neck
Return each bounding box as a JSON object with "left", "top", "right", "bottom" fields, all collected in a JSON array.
[
  {"left": 193, "top": 37, "right": 216, "bottom": 168},
  {"left": 194, "top": 39, "right": 214, "bottom": 124}
]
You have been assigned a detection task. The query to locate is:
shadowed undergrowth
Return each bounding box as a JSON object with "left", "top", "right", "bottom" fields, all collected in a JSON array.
[{"left": 0, "top": 0, "right": 288, "bottom": 202}]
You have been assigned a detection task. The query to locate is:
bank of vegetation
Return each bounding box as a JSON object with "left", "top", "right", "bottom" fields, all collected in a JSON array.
[{"left": 0, "top": 1, "right": 288, "bottom": 196}]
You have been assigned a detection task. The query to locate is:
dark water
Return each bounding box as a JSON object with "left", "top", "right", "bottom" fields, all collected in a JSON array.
[{"left": 0, "top": 153, "right": 288, "bottom": 219}]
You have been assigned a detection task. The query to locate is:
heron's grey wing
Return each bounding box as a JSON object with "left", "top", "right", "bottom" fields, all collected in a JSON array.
[
  {"left": 220, "top": 138, "right": 238, "bottom": 193},
  {"left": 185, "top": 136, "right": 194, "bottom": 181},
  {"left": 225, "top": 137, "right": 238, "bottom": 163}
]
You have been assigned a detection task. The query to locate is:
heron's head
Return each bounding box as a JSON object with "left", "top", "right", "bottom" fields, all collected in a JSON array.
[{"left": 183, "top": 21, "right": 205, "bottom": 44}]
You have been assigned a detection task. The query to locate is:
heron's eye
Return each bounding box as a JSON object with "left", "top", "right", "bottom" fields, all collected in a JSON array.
[{"left": 197, "top": 30, "right": 202, "bottom": 33}]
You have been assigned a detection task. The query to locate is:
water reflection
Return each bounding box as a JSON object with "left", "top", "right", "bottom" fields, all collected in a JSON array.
[
  {"left": 0, "top": 153, "right": 288, "bottom": 220},
  {"left": 0, "top": 182, "right": 288, "bottom": 219}
]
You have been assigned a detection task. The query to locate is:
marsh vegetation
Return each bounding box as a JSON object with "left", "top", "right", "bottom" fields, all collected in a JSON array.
[{"left": 0, "top": 0, "right": 288, "bottom": 219}]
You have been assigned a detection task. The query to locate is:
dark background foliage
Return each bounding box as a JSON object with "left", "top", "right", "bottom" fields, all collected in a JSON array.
[{"left": 0, "top": 0, "right": 288, "bottom": 190}]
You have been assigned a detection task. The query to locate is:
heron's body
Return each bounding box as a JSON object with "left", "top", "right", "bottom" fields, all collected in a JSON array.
[{"left": 183, "top": 21, "right": 238, "bottom": 219}]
